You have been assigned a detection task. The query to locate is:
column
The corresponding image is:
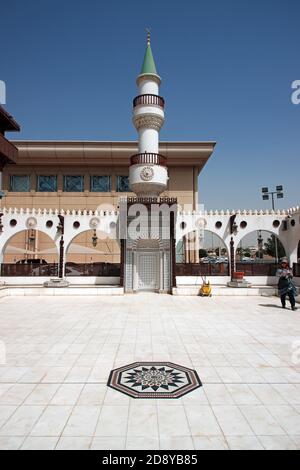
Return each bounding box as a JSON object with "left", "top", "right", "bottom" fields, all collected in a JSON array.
[{"left": 159, "top": 251, "right": 164, "bottom": 292}]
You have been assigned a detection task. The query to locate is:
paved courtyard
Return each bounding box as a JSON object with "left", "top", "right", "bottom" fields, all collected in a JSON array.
[{"left": 0, "top": 294, "right": 300, "bottom": 450}]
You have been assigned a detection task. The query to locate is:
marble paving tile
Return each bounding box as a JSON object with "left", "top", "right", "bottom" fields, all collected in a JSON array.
[
  {"left": 126, "top": 437, "right": 159, "bottom": 450},
  {"left": 127, "top": 405, "right": 158, "bottom": 438},
  {"left": 0, "top": 406, "right": 45, "bottom": 436},
  {"left": 77, "top": 384, "right": 107, "bottom": 405},
  {"left": 225, "top": 384, "right": 261, "bottom": 405},
  {"left": 41, "top": 367, "right": 71, "bottom": 383},
  {"left": 95, "top": 405, "right": 129, "bottom": 437},
  {"left": 266, "top": 405, "right": 300, "bottom": 435},
  {"left": 239, "top": 405, "right": 286, "bottom": 436},
  {"left": 257, "top": 435, "right": 297, "bottom": 450},
  {"left": 0, "top": 367, "right": 29, "bottom": 383},
  {"left": 21, "top": 436, "right": 58, "bottom": 450},
  {"left": 0, "top": 436, "right": 25, "bottom": 450},
  {"left": 184, "top": 405, "right": 222, "bottom": 437},
  {"left": 91, "top": 437, "right": 126, "bottom": 450},
  {"left": 103, "top": 387, "right": 130, "bottom": 406},
  {"left": 18, "top": 367, "right": 48, "bottom": 383},
  {"left": 0, "top": 383, "right": 13, "bottom": 399},
  {"left": 0, "top": 405, "right": 18, "bottom": 428},
  {"left": 30, "top": 406, "right": 73, "bottom": 437},
  {"left": 194, "top": 367, "right": 221, "bottom": 383},
  {"left": 55, "top": 436, "right": 92, "bottom": 450},
  {"left": 50, "top": 384, "right": 84, "bottom": 405},
  {"left": 214, "top": 367, "right": 243, "bottom": 383},
  {"left": 212, "top": 405, "right": 254, "bottom": 436},
  {"left": 226, "top": 436, "right": 264, "bottom": 450},
  {"left": 249, "top": 384, "right": 287, "bottom": 405},
  {"left": 193, "top": 436, "right": 228, "bottom": 450},
  {"left": 182, "top": 388, "right": 208, "bottom": 405},
  {"left": 203, "top": 384, "right": 235, "bottom": 405},
  {"left": 62, "top": 406, "right": 101, "bottom": 437},
  {"left": 157, "top": 406, "right": 190, "bottom": 438},
  {"left": 159, "top": 436, "right": 194, "bottom": 450},
  {"left": 290, "top": 436, "right": 300, "bottom": 449},
  {"left": 24, "top": 384, "right": 60, "bottom": 405},
  {"left": 271, "top": 384, "right": 300, "bottom": 405},
  {"left": 0, "top": 383, "right": 36, "bottom": 406},
  {"left": 64, "top": 367, "right": 92, "bottom": 383}
]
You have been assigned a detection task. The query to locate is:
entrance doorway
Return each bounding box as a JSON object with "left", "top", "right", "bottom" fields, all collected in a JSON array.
[{"left": 137, "top": 251, "right": 160, "bottom": 291}]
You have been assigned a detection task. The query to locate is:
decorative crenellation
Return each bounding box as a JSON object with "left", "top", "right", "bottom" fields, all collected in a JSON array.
[
  {"left": 1, "top": 205, "right": 299, "bottom": 222},
  {"left": 2, "top": 206, "right": 299, "bottom": 217},
  {"left": 1, "top": 207, "right": 119, "bottom": 217},
  {"left": 177, "top": 207, "right": 300, "bottom": 216}
]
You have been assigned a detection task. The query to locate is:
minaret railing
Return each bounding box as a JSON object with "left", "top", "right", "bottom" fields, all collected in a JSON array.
[
  {"left": 130, "top": 152, "right": 167, "bottom": 166},
  {"left": 133, "top": 94, "right": 165, "bottom": 108}
]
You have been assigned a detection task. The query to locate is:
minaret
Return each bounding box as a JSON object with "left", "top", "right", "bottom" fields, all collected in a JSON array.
[{"left": 129, "top": 31, "right": 168, "bottom": 198}]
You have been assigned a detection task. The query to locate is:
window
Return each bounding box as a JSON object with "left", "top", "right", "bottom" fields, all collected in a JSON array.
[
  {"left": 90, "top": 175, "right": 111, "bottom": 192},
  {"left": 37, "top": 175, "right": 57, "bottom": 192},
  {"left": 10, "top": 175, "right": 30, "bottom": 192},
  {"left": 63, "top": 175, "right": 84, "bottom": 192},
  {"left": 116, "top": 175, "right": 130, "bottom": 192}
]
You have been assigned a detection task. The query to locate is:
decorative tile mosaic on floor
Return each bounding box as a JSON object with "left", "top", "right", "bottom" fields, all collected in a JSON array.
[{"left": 107, "top": 362, "right": 202, "bottom": 398}]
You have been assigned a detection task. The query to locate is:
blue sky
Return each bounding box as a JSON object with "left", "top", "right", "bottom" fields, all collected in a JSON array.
[{"left": 1, "top": 0, "right": 299, "bottom": 209}]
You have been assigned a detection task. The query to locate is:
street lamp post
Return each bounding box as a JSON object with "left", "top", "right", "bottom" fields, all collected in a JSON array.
[
  {"left": 257, "top": 230, "right": 264, "bottom": 262},
  {"left": 261, "top": 185, "right": 284, "bottom": 264}
]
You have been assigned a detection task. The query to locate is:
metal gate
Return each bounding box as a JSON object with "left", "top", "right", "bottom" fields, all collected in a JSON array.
[{"left": 137, "top": 252, "right": 159, "bottom": 291}]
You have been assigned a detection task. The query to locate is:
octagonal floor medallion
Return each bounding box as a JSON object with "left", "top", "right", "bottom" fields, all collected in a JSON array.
[{"left": 107, "top": 362, "right": 202, "bottom": 399}]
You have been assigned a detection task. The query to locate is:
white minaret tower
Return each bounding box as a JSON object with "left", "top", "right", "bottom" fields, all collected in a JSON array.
[{"left": 129, "top": 31, "right": 168, "bottom": 197}]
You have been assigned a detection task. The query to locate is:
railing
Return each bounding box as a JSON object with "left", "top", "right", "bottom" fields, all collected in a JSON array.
[
  {"left": 235, "top": 262, "right": 280, "bottom": 276},
  {"left": 1, "top": 263, "right": 58, "bottom": 276},
  {"left": 130, "top": 152, "right": 167, "bottom": 167},
  {"left": 133, "top": 94, "right": 165, "bottom": 108},
  {"left": 65, "top": 262, "right": 120, "bottom": 277},
  {"left": 293, "top": 263, "right": 300, "bottom": 277},
  {"left": 176, "top": 263, "right": 229, "bottom": 276},
  {"left": 127, "top": 196, "right": 177, "bottom": 205},
  {"left": 176, "top": 262, "right": 281, "bottom": 277}
]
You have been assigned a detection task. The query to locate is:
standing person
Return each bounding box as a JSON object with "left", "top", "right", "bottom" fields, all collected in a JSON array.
[{"left": 276, "top": 258, "right": 297, "bottom": 311}]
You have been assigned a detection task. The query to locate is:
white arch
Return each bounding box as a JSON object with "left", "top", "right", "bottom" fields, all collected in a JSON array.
[
  {"left": 65, "top": 229, "right": 120, "bottom": 256},
  {"left": 235, "top": 228, "right": 288, "bottom": 259},
  {"left": 1, "top": 228, "right": 59, "bottom": 259}
]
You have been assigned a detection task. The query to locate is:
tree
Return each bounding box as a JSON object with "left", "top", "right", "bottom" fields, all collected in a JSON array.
[
  {"left": 237, "top": 247, "right": 248, "bottom": 257},
  {"left": 264, "top": 235, "right": 285, "bottom": 259},
  {"left": 199, "top": 249, "right": 207, "bottom": 259},
  {"left": 243, "top": 249, "right": 251, "bottom": 258}
]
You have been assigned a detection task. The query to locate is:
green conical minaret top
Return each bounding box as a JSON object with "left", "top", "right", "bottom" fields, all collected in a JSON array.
[{"left": 140, "top": 30, "right": 158, "bottom": 75}]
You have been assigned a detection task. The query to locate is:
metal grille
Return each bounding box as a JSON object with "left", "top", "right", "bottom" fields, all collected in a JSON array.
[{"left": 138, "top": 253, "right": 159, "bottom": 290}]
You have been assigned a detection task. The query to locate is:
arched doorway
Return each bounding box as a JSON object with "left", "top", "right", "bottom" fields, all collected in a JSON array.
[
  {"left": 236, "top": 230, "right": 286, "bottom": 276},
  {"left": 135, "top": 238, "right": 161, "bottom": 291},
  {"left": 1, "top": 229, "right": 58, "bottom": 276},
  {"left": 125, "top": 235, "right": 170, "bottom": 293},
  {"left": 65, "top": 230, "right": 120, "bottom": 277}
]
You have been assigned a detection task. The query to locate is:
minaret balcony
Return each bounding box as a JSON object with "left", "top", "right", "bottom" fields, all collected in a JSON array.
[
  {"left": 133, "top": 94, "right": 165, "bottom": 109},
  {"left": 130, "top": 152, "right": 167, "bottom": 167}
]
